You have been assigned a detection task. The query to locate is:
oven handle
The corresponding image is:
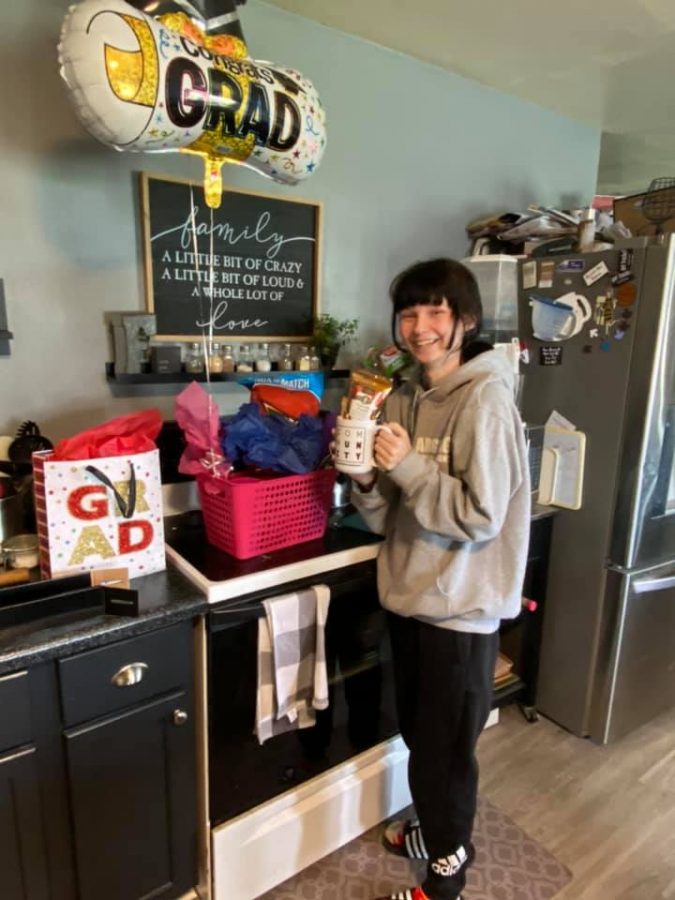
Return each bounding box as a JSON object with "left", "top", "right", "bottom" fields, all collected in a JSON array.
[
  {"left": 209, "top": 602, "right": 266, "bottom": 632},
  {"left": 208, "top": 566, "right": 377, "bottom": 633}
]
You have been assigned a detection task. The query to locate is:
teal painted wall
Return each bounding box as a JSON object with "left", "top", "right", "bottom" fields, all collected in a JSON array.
[{"left": 0, "top": 0, "right": 600, "bottom": 438}]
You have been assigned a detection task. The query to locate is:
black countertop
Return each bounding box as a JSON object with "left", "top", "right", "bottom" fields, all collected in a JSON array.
[
  {"left": 0, "top": 501, "right": 554, "bottom": 676},
  {"left": 0, "top": 514, "right": 382, "bottom": 674},
  {"left": 0, "top": 567, "right": 208, "bottom": 675}
]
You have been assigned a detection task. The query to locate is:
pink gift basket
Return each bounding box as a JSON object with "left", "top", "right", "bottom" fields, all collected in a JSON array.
[{"left": 198, "top": 468, "right": 336, "bottom": 560}]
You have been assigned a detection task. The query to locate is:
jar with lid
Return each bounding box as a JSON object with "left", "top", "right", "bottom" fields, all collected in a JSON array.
[
  {"left": 221, "top": 344, "right": 235, "bottom": 373},
  {"left": 309, "top": 346, "right": 321, "bottom": 371},
  {"left": 208, "top": 341, "right": 223, "bottom": 374},
  {"left": 236, "top": 344, "right": 254, "bottom": 372},
  {"left": 296, "top": 345, "right": 311, "bottom": 371},
  {"left": 255, "top": 343, "right": 272, "bottom": 372},
  {"left": 185, "top": 342, "right": 205, "bottom": 374},
  {"left": 223, "top": 344, "right": 235, "bottom": 372},
  {"left": 2, "top": 533, "right": 40, "bottom": 569},
  {"left": 278, "top": 343, "right": 294, "bottom": 371}
]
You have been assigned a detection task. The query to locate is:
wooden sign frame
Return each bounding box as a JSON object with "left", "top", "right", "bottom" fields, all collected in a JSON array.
[{"left": 140, "top": 172, "right": 322, "bottom": 342}]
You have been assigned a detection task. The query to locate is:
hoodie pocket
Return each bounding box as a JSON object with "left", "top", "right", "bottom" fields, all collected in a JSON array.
[{"left": 434, "top": 544, "right": 502, "bottom": 620}]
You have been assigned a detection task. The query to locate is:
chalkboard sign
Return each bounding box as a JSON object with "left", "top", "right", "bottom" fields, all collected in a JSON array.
[{"left": 140, "top": 173, "right": 321, "bottom": 340}]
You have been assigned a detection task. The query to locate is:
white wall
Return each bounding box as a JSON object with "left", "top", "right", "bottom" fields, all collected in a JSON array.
[{"left": 0, "top": 0, "right": 600, "bottom": 442}]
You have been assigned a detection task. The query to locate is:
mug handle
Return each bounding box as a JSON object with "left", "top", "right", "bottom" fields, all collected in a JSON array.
[{"left": 569, "top": 293, "right": 593, "bottom": 337}]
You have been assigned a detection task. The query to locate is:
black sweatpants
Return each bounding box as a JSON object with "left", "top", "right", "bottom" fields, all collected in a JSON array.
[{"left": 388, "top": 613, "right": 499, "bottom": 900}]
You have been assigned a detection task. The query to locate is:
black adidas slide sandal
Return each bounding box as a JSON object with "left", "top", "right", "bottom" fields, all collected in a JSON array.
[{"left": 382, "top": 819, "right": 429, "bottom": 860}]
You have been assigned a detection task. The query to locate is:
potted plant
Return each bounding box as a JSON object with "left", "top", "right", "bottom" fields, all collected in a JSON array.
[{"left": 313, "top": 314, "right": 359, "bottom": 368}]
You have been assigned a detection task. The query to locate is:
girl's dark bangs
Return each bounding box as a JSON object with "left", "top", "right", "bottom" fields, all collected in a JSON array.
[{"left": 394, "top": 285, "right": 449, "bottom": 312}]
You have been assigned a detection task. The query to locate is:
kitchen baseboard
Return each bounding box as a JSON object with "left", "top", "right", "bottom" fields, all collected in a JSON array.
[{"left": 212, "top": 735, "right": 412, "bottom": 900}]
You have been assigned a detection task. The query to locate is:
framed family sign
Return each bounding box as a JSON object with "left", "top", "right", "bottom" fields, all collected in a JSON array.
[{"left": 140, "top": 173, "right": 322, "bottom": 341}]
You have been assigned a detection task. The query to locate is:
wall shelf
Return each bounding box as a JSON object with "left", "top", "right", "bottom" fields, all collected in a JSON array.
[
  {"left": 105, "top": 363, "right": 350, "bottom": 384},
  {"left": 104, "top": 363, "right": 350, "bottom": 396}
]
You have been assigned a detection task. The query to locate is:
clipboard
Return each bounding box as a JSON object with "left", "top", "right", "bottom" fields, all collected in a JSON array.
[{"left": 537, "top": 426, "right": 586, "bottom": 510}]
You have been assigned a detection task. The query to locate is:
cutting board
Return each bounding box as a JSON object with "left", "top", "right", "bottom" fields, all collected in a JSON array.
[{"left": 537, "top": 426, "right": 586, "bottom": 510}]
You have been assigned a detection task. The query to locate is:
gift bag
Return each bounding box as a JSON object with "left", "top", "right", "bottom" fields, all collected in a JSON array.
[{"left": 33, "top": 449, "right": 166, "bottom": 579}]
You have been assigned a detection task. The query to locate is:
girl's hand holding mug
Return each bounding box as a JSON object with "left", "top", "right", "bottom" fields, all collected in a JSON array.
[{"left": 373, "top": 421, "right": 411, "bottom": 471}]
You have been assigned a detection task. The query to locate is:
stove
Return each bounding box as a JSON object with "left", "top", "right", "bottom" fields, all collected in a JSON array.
[
  {"left": 164, "top": 509, "right": 382, "bottom": 603},
  {"left": 163, "top": 505, "right": 406, "bottom": 900}
]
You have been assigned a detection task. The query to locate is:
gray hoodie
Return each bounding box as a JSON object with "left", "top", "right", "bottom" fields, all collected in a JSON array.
[{"left": 352, "top": 349, "right": 530, "bottom": 633}]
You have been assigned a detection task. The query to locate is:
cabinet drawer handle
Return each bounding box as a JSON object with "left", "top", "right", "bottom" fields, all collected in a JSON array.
[
  {"left": 173, "top": 709, "right": 189, "bottom": 726},
  {"left": 111, "top": 662, "right": 148, "bottom": 687}
]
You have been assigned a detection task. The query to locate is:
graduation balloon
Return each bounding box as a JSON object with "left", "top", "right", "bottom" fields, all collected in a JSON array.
[{"left": 58, "top": 0, "right": 327, "bottom": 207}]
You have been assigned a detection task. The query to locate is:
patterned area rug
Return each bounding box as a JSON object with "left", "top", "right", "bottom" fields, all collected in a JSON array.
[{"left": 260, "top": 799, "right": 572, "bottom": 900}]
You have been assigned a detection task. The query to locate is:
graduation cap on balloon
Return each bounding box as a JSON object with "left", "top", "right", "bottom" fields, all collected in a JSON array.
[{"left": 59, "top": 0, "right": 326, "bottom": 207}]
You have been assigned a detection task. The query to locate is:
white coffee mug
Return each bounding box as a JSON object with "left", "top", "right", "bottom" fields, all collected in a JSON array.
[{"left": 332, "top": 416, "right": 390, "bottom": 474}]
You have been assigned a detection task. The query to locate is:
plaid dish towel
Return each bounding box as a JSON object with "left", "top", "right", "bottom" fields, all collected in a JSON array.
[{"left": 255, "top": 584, "right": 331, "bottom": 745}]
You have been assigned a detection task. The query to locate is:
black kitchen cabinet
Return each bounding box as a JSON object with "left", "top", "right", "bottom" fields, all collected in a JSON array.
[
  {"left": 0, "top": 745, "right": 49, "bottom": 900},
  {"left": 0, "top": 621, "right": 198, "bottom": 900},
  {"left": 64, "top": 691, "right": 195, "bottom": 900},
  {"left": 0, "top": 671, "right": 49, "bottom": 900}
]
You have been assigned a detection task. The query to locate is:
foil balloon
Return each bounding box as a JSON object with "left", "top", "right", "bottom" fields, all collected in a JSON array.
[{"left": 58, "top": 0, "right": 327, "bottom": 207}]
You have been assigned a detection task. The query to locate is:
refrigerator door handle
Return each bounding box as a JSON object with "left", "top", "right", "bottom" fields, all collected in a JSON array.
[{"left": 633, "top": 573, "right": 675, "bottom": 594}]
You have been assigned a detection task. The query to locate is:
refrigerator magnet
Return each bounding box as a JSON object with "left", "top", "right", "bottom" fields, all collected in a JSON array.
[
  {"left": 589, "top": 327, "right": 599, "bottom": 339},
  {"left": 522, "top": 260, "right": 537, "bottom": 290},
  {"left": 594, "top": 296, "right": 605, "bottom": 325},
  {"left": 612, "top": 271, "right": 634, "bottom": 287},
  {"left": 583, "top": 260, "right": 609, "bottom": 286},
  {"left": 557, "top": 258, "right": 585, "bottom": 272},
  {"left": 539, "top": 345, "right": 563, "bottom": 366},
  {"left": 539, "top": 260, "right": 555, "bottom": 288},
  {"left": 616, "top": 281, "right": 637, "bottom": 307},
  {"left": 613, "top": 318, "right": 631, "bottom": 340},
  {"left": 617, "top": 248, "right": 634, "bottom": 273},
  {"left": 604, "top": 296, "right": 618, "bottom": 333}
]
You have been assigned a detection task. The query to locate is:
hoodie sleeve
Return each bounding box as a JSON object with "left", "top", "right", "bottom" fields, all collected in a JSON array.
[
  {"left": 387, "top": 399, "right": 525, "bottom": 542},
  {"left": 350, "top": 474, "right": 399, "bottom": 536}
]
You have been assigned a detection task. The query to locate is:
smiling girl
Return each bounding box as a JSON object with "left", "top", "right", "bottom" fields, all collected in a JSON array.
[{"left": 349, "top": 258, "right": 530, "bottom": 900}]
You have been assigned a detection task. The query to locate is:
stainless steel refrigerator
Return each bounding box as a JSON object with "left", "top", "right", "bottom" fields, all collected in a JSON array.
[{"left": 518, "top": 237, "right": 675, "bottom": 743}]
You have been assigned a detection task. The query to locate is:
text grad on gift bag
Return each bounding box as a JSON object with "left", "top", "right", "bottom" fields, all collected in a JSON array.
[{"left": 33, "top": 410, "right": 166, "bottom": 579}]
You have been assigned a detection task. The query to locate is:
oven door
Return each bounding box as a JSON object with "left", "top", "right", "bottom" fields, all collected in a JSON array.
[{"left": 207, "top": 561, "right": 398, "bottom": 826}]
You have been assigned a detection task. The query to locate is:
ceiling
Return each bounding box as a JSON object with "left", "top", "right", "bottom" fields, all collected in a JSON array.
[{"left": 264, "top": 0, "right": 675, "bottom": 195}]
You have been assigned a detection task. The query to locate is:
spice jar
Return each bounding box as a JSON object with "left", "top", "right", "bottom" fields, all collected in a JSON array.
[
  {"left": 255, "top": 343, "right": 272, "bottom": 372},
  {"left": 296, "top": 345, "right": 311, "bottom": 371},
  {"left": 221, "top": 345, "right": 235, "bottom": 373},
  {"left": 208, "top": 342, "right": 223, "bottom": 374},
  {"left": 309, "top": 346, "right": 321, "bottom": 371},
  {"left": 3, "top": 533, "right": 40, "bottom": 569},
  {"left": 279, "top": 343, "right": 294, "bottom": 371},
  {"left": 236, "top": 344, "right": 254, "bottom": 372},
  {"left": 185, "top": 342, "right": 205, "bottom": 374}
]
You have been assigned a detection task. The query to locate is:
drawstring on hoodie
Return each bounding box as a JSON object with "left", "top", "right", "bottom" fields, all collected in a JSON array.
[{"left": 408, "top": 381, "right": 441, "bottom": 439}]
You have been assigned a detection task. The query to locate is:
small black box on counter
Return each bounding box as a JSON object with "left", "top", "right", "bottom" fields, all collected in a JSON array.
[
  {"left": 103, "top": 586, "right": 143, "bottom": 617},
  {"left": 150, "top": 344, "right": 182, "bottom": 375}
]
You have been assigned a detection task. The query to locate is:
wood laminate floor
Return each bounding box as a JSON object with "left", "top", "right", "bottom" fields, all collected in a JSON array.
[{"left": 477, "top": 706, "right": 675, "bottom": 900}]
